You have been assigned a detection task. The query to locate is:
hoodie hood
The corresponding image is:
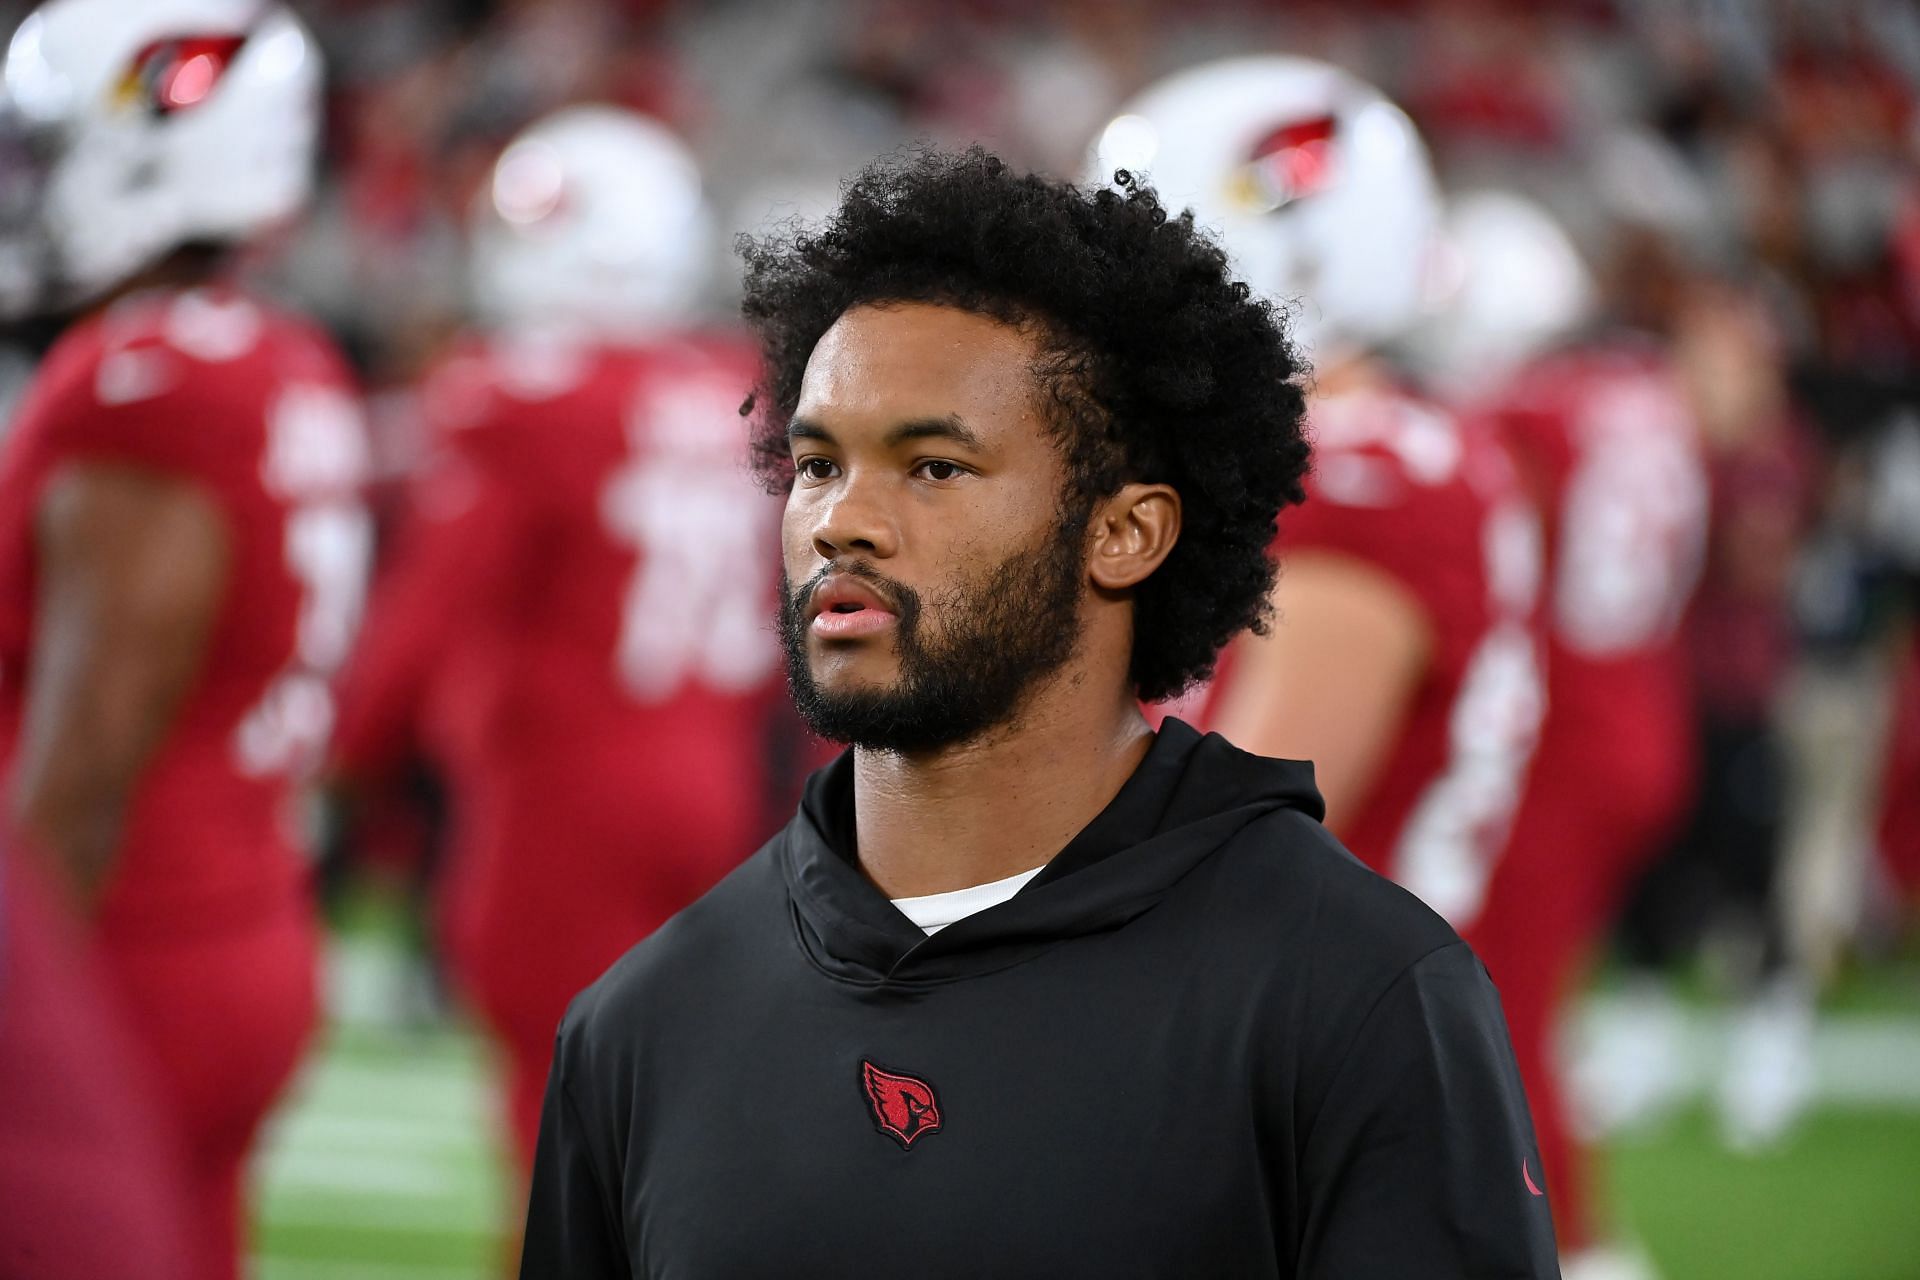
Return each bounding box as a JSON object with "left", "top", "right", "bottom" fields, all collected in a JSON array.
[{"left": 780, "top": 718, "right": 1324, "bottom": 986}]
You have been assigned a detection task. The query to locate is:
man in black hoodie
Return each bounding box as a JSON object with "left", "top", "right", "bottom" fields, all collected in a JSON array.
[{"left": 519, "top": 149, "right": 1560, "bottom": 1278}]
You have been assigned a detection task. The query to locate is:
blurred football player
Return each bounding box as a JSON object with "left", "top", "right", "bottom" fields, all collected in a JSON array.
[
  {"left": 1410, "top": 190, "right": 1598, "bottom": 401},
  {"left": 328, "top": 107, "right": 787, "bottom": 1174},
  {"left": 1616, "top": 275, "right": 1812, "bottom": 1156},
  {"left": 1878, "top": 624, "right": 1920, "bottom": 905},
  {"left": 1450, "top": 195, "right": 1709, "bottom": 1273},
  {"left": 1094, "top": 59, "right": 1546, "bottom": 961},
  {"left": 1093, "top": 52, "right": 1571, "bottom": 1256},
  {"left": 0, "top": 2, "right": 367, "bottom": 1276}
]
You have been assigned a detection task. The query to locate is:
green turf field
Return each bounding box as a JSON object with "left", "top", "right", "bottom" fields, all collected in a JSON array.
[
  {"left": 250, "top": 934, "right": 1920, "bottom": 1280},
  {"left": 1610, "top": 1109, "right": 1920, "bottom": 1280},
  {"left": 253, "top": 1022, "right": 513, "bottom": 1280}
]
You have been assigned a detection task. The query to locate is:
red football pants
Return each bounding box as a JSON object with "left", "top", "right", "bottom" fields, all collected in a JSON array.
[
  {"left": 1878, "top": 634, "right": 1920, "bottom": 904},
  {"left": 98, "top": 898, "right": 320, "bottom": 1280},
  {"left": 1467, "top": 752, "right": 1687, "bottom": 1253},
  {"left": 1467, "top": 852, "right": 1600, "bottom": 1251},
  {"left": 438, "top": 737, "right": 770, "bottom": 1174},
  {"left": 450, "top": 865, "right": 722, "bottom": 1173},
  {"left": 443, "top": 805, "right": 750, "bottom": 1174}
]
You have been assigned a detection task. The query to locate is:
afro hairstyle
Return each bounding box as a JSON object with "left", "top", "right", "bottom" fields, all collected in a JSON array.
[{"left": 737, "top": 146, "right": 1311, "bottom": 703}]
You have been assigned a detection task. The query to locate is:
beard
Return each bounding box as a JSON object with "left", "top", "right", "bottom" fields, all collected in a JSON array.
[{"left": 778, "top": 512, "right": 1088, "bottom": 754}]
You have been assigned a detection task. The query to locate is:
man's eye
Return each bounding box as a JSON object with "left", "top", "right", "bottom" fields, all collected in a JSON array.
[
  {"left": 796, "top": 457, "right": 838, "bottom": 481},
  {"left": 916, "top": 460, "right": 963, "bottom": 482}
]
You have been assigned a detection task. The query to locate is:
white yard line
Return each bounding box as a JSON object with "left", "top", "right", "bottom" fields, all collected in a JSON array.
[
  {"left": 256, "top": 1149, "right": 486, "bottom": 1200},
  {"left": 264, "top": 1111, "right": 502, "bottom": 1156},
  {"left": 258, "top": 1259, "right": 490, "bottom": 1280},
  {"left": 271, "top": 1064, "right": 495, "bottom": 1121}
]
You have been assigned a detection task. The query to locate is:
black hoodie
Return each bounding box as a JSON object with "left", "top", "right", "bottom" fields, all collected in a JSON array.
[{"left": 521, "top": 720, "right": 1560, "bottom": 1278}]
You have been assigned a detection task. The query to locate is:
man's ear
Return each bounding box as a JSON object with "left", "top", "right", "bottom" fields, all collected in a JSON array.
[{"left": 1088, "top": 482, "right": 1181, "bottom": 592}]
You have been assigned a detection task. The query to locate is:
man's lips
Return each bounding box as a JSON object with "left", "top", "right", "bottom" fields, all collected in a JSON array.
[{"left": 807, "top": 575, "right": 900, "bottom": 639}]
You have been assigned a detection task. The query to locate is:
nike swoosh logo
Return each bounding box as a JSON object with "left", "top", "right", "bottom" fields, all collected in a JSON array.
[{"left": 1523, "top": 1158, "right": 1544, "bottom": 1197}]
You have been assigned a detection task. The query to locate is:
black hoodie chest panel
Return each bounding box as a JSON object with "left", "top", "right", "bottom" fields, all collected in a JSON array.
[{"left": 626, "top": 871, "right": 1298, "bottom": 1279}]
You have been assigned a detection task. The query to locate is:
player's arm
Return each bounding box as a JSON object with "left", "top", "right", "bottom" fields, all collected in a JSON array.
[
  {"left": 8, "top": 464, "right": 229, "bottom": 905},
  {"left": 1296, "top": 942, "right": 1560, "bottom": 1277},
  {"left": 1207, "top": 550, "right": 1430, "bottom": 832},
  {"left": 328, "top": 440, "right": 530, "bottom": 787}
]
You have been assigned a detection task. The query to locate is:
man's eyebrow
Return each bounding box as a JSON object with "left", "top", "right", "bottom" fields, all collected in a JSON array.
[
  {"left": 884, "top": 415, "right": 984, "bottom": 450},
  {"left": 785, "top": 415, "right": 986, "bottom": 451}
]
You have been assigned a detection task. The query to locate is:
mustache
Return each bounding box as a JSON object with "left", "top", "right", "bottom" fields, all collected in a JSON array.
[{"left": 790, "top": 561, "right": 918, "bottom": 619}]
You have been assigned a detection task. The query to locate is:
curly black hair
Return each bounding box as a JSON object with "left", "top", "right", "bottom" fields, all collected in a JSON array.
[{"left": 737, "top": 146, "right": 1311, "bottom": 703}]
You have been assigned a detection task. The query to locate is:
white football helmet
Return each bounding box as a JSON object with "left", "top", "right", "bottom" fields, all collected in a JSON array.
[
  {"left": 1411, "top": 189, "right": 1597, "bottom": 394},
  {"left": 0, "top": 0, "right": 321, "bottom": 318},
  {"left": 469, "top": 106, "right": 713, "bottom": 337},
  {"left": 1089, "top": 56, "right": 1442, "bottom": 356}
]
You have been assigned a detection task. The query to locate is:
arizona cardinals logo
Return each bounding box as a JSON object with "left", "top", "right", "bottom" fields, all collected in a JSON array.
[
  {"left": 116, "top": 35, "right": 251, "bottom": 117},
  {"left": 860, "top": 1060, "right": 942, "bottom": 1149},
  {"left": 1226, "top": 114, "right": 1340, "bottom": 214}
]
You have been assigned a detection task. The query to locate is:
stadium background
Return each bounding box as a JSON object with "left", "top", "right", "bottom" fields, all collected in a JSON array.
[{"left": 3, "top": 0, "right": 1917, "bottom": 1277}]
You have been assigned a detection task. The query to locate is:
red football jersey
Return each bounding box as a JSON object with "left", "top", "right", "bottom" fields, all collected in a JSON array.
[
  {"left": 331, "top": 329, "right": 786, "bottom": 969},
  {"left": 0, "top": 288, "right": 371, "bottom": 931},
  {"left": 1452, "top": 341, "right": 1710, "bottom": 1254},
  {"left": 1192, "top": 384, "right": 1546, "bottom": 930},
  {"left": 1484, "top": 338, "right": 1708, "bottom": 845}
]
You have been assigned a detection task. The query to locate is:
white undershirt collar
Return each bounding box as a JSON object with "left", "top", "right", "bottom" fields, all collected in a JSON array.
[{"left": 890, "top": 865, "right": 1045, "bottom": 936}]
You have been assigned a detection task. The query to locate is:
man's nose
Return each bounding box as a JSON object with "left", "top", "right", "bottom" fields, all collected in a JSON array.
[{"left": 809, "top": 472, "right": 899, "bottom": 562}]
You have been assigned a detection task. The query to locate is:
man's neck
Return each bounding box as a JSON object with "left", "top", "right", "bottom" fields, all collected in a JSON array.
[{"left": 851, "top": 676, "right": 1154, "bottom": 900}]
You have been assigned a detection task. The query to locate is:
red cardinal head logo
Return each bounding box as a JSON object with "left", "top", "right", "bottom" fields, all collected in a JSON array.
[{"left": 860, "top": 1060, "right": 942, "bottom": 1149}]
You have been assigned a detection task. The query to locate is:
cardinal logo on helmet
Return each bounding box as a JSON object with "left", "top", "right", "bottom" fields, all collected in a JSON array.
[
  {"left": 115, "top": 35, "right": 249, "bottom": 117},
  {"left": 1226, "top": 114, "right": 1340, "bottom": 214}
]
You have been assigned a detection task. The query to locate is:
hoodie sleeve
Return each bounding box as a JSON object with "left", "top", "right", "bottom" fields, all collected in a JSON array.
[
  {"left": 1294, "top": 941, "right": 1560, "bottom": 1278},
  {"left": 520, "top": 1029, "right": 631, "bottom": 1280}
]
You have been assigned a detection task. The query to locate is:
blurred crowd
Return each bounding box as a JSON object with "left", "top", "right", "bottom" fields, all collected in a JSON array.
[
  {"left": 281, "top": 0, "right": 1920, "bottom": 380},
  {"left": 1, "top": 0, "right": 1918, "bottom": 1278}
]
